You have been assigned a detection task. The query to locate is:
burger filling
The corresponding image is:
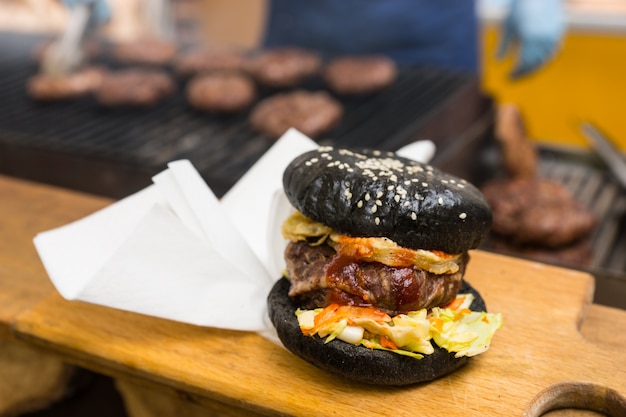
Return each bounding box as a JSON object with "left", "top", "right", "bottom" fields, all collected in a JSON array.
[
  {"left": 284, "top": 241, "right": 466, "bottom": 315},
  {"left": 282, "top": 210, "right": 502, "bottom": 358},
  {"left": 282, "top": 210, "right": 467, "bottom": 314},
  {"left": 296, "top": 293, "right": 503, "bottom": 359},
  {"left": 282, "top": 210, "right": 463, "bottom": 274}
]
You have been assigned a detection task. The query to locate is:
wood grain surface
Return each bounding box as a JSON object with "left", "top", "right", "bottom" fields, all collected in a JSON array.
[
  {"left": 0, "top": 175, "right": 109, "bottom": 338},
  {"left": 12, "top": 252, "right": 626, "bottom": 416},
  {"left": 2, "top": 174, "right": 625, "bottom": 416},
  {"left": 0, "top": 175, "right": 111, "bottom": 415}
]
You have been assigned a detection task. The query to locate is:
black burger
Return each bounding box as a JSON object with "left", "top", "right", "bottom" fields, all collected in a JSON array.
[{"left": 267, "top": 147, "right": 502, "bottom": 385}]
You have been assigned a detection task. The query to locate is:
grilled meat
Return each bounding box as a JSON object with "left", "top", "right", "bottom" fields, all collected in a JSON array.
[{"left": 284, "top": 241, "right": 468, "bottom": 315}]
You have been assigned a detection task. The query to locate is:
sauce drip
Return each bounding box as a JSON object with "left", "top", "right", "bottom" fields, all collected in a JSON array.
[{"left": 323, "top": 252, "right": 422, "bottom": 313}]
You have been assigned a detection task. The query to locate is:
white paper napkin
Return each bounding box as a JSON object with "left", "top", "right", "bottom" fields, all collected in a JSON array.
[{"left": 34, "top": 128, "right": 436, "bottom": 333}]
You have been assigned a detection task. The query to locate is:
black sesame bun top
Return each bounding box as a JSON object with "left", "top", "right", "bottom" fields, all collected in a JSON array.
[{"left": 283, "top": 147, "right": 492, "bottom": 254}]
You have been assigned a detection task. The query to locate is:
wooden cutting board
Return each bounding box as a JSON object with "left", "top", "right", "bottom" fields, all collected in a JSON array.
[{"left": 13, "top": 249, "right": 626, "bottom": 416}]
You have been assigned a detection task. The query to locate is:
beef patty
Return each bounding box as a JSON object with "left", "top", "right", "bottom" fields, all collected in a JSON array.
[
  {"left": 249, "top": 90, "right": 342, "bottom": 139},
  {"left": 111, "top": 38, "right": 177, "bottom": 65},
  {"left": 481, "top": 178, "right": 597, "bottom": 247},
  {"left": 27, "top": 67, "right": 106, "bottom": 101},
  {"left": 245, "top": 47, "right": 321, "bottom": 87},
  {"left": 284, "top": 241, "right": 468, "bottom": 315},
  {"left": 95, "top": 69, "right": 175, "bottom": 107},
  {"left": 175, "top": 48, "right": 246, "bottom": 77},
  {"left": 186, "top": 71, "right": 255, "bottom": 113},
  {"left": 323, "top": 55, "right": 397, "bottom": 95}
]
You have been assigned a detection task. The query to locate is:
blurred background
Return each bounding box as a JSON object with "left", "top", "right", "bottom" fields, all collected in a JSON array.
[
  {"left": 0, "top": 1, "right": 625, "bottom": 416},
  {"left": 1, "top": 0, "right": 625, "bottom": 149}
]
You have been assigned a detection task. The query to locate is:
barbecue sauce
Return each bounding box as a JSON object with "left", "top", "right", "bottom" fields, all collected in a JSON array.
[{"left": 324, "top": 252, "right": 422, "bottom": 314}]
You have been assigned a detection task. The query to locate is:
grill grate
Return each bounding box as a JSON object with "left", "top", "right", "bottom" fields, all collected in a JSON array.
[
  {"left": 0, "top": 31, "right": 483, "bottom": 196},
  {"left": 538, "top": 147, "right": 626, "bottom": 273},
  {"left": 2, "top": 32, "right": 623, "bottom": 307},
  {"left": 476, "top": 143, "right": 626, "bottom": 308}
]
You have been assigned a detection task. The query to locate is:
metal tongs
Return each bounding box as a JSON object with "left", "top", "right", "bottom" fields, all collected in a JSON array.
[
  {"left": 581, "top": 122, "right": 626, "bottom": 189},
  {"left": 41, "top": 3, "right": 91, "bottom": 76}
]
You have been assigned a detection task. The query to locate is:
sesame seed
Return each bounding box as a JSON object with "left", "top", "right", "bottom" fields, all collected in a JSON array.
[
  {"left": 357, "top": 200, "right": 363, "bottom": 208},
  {"left": 305, "top": 161, "right": 312, "bottom": 166},
  {"left": 438, "top": 197, "right": 444, "bottom": 205},
  {"left": 459, "top": 213, "right": 467, "bottom": 219},
  {"left": 411, "top": 212, "right": 417, "bottom": 220},
  {"left": 394, "top": 195, "right": 400, "bottom": 203},
  {"left": 422, "top": 182, "right": 428, "bottom": 187},
  {"left": 364, "top": 193, "right": 371, "bottom": 201},
  {"left": 375, "top": 217, "right": 380, "bottom": 225},
  {"left": 371, "top": 205, "right": 378, "bottom": 213},
  {"left": 376, "top": 191, "right": 383, "bottom": 198},
  {"left": 375, "top": 199, "right": 382, "bottom": 206}
]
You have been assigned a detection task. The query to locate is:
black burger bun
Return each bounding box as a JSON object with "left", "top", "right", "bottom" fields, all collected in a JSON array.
[
  {"left": 268, "top": 277, "right": 487, "bottom": 386},
  {"left": 283, "top": 147, "right": 492, "bottom": 254}
]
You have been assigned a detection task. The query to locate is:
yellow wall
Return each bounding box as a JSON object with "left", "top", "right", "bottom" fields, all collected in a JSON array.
[{"left": 481, "top": 24, "right": 626, "bottom": 150}]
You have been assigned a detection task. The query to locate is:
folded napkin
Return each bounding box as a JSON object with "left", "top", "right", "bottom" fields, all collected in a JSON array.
[{"left": 34, "top": 128, "right": 435, "bottom": 333}]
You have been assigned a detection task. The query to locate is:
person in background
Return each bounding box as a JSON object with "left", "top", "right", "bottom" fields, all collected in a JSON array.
[
  {"left": 61, "top": 0, "right": 565, "bottom": 79},
  {"left": 263, "top": 0, "right": 565, "bottom": 78},
  {"left": 494, "top": 0, "right": 565, "bottom": 78}
]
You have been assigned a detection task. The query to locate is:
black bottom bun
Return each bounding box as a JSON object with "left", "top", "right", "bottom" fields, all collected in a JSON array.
[{"left": 267, "top": 277, "right": 487, "bottom": 386}]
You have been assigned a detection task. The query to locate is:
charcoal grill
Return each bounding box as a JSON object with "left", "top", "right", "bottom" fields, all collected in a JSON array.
[
  {"left": 0, "top": 31, "right": 490, "bottom": 198},
  {"left": 471, "top": 142, "right": 626, "bottom": 309},
  {"left": 1, "top": 31, "right": 624, "bottom": 309}
]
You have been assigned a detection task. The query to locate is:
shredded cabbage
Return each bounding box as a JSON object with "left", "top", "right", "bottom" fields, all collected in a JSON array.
[
  {"left": 281, "top": 210, "right": 462, "bottom": 274},
  {"left": 296, "top": 294, "right": 502, "bottom": 359}
]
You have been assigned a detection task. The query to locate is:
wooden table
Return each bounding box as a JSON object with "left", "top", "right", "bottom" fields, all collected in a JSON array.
[
  {"left": 1, "top": 174, "right": 625, "bottom": 417},
  {"left": 0, "top": 175, "right": 112, "bottom": 415}
]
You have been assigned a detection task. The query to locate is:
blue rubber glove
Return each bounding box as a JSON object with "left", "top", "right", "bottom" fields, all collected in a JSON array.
[
  {"left": 497, "top": 0, "right": 565, "bottom": 79},
  {"left": 62, "top": 0, "right": 110, "bottom": 25}
]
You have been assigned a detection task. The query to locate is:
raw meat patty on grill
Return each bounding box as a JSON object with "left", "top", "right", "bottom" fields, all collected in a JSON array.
[
  {"left": 186, "top": 71, "right": 255, "bottom": 113},
  {"left": 175, "top": 48, "right": 246, "bottom": 77},
  {"left": 245, "top": 47, "right": 321, "bottom": 87},
  {"left": 488, "top": 235, "right": 594, "bottom": 268},
  {"left": 323, "top": 55, "right": 397, "bottom": 94},
  {"left": 95, "top": 68, "right": 175, "bottom": 107},
  {"left": 111, "top": 38, "right": 177, "bottom": 65},
  {"left": 27, "top": 67, "right": 106, "bottom": 101},
  {"left": 481, "top": 178, "right": 597, "bottom": 248},
  {"left": 249, "top": 90, "right": 342, "bottom": 139}
]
